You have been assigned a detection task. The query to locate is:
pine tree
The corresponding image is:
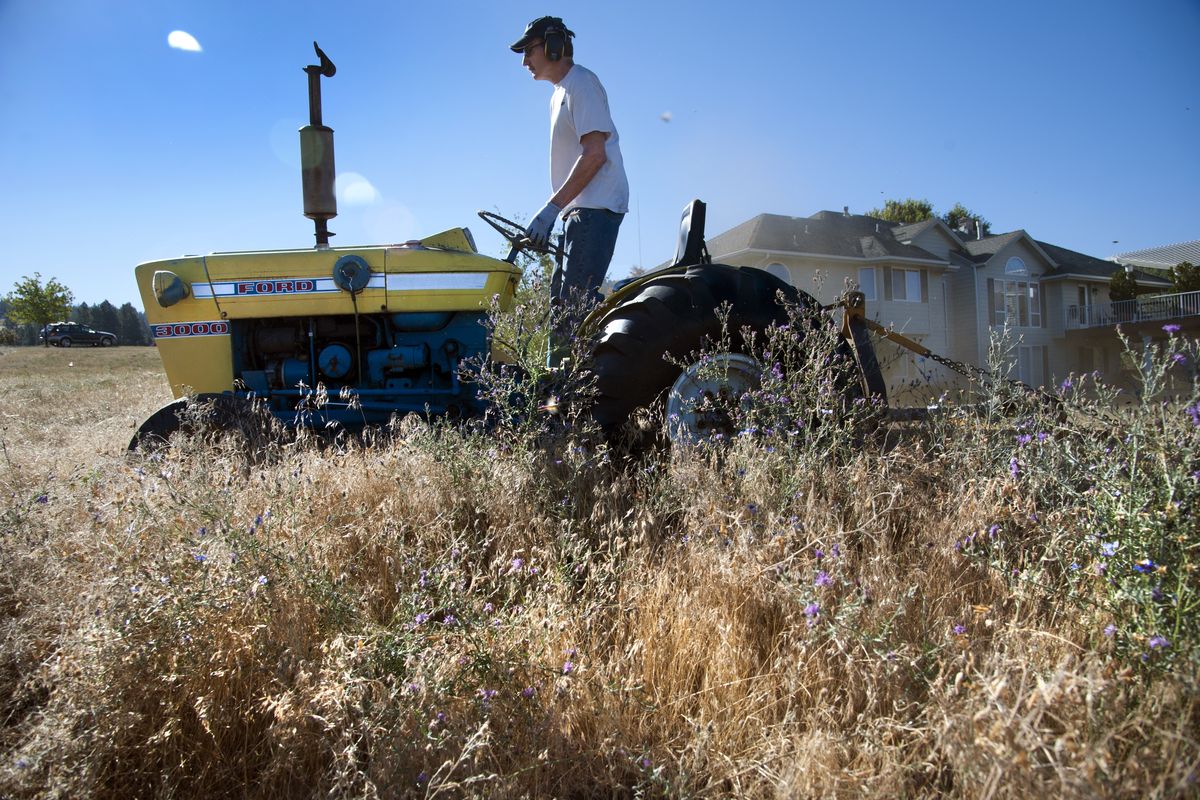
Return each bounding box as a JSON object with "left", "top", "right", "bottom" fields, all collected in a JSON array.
[{"left": 118, "top": 303, "right": 149, "bottom": 345}]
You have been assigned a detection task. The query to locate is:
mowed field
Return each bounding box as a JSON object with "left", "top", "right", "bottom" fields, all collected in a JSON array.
[
  {"left": 0, "top": 344, "right": 1196, "bottom": 798},
  {"left": 0, "top": 346, "right": 172, "bottom": 467}
]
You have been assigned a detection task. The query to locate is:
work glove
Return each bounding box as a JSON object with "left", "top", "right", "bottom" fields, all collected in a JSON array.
[{"left": 526, "top": 201, "right": 562, "bottom": 249}]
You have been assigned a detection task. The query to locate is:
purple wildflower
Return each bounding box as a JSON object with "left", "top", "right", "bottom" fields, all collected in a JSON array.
[
  {"left": 442, "top": 614, "right": 457, "bottom": 626},
  {"left": 1099, "top": 541, "right": 1118, "bottom": 557},
  {"left": 1162, "top": 323, "right": 1181, "bottom": 334},
  {"left": 1172, "top": 353, "right": 1187, "bottom": 365},
  {"left": 414, "top": 612, "right": 430, "bottom": 625},
  {"left": 35, "top": 494, "right": 48, "bottom": 504},
  {"left": 193, "top": 553, "right": 207, "bottom": 563},
  {"left": 952, "top": 624, "right": 967, "bottom": 635},
  {"left": 521, "top": 686, "right": 535, "bottom": 699},
  {"left": 562, "top": 661, "right": 575, "bottom": 675},
  {"left": 1016, "top": 434, "right": 1033, "bottom": 446},
  {"left": 814, "top": 548, "right": 824, "bottom": 562},
  {"left": 1134, "top": 559, "right": 1158, "bottom": 574},
  {"left": 510, "top": 558, "right": 524, "bottom": 573},
  {"left": 1009, "top": 457, "right": 1020, "bottom": 479},
  {"left": 815, "top": 570, "right": 832, "bottom": 587},
  {"left": 988, "top": 524, "right": 1001, "bottom": 538},
  {"left": 804, "top": 602, "right": 820, "bottom": 625},
  {"left": 1103, "top": 624, "right": 1117, "bottom": 637},
  {"left": 1148, "top": 635, "right": 1170, "bottom": 650},
  {"left": 483, "top": 602, "right": 495, "bottom": 614}
]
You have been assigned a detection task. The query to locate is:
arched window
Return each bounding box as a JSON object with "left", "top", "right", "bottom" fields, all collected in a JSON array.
[{"left": 766, "top": 262, "right": 791, "bottom": 284}]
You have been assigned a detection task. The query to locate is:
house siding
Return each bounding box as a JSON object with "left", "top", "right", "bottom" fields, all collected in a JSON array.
[{"left": 945, "top": 262, "right": 982, "bottom": 376}]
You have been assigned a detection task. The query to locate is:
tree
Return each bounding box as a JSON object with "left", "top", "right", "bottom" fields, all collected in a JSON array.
[
  {"left": 3, "top": 273, "right": 74, "bottom": 346},
  {"left": 1170, "top": 261, "right": 1200, "bottom": 293},
  {"left": 942, "top": 203, "right": 992, "bottom": 237},
  {"left": 1109, "top": 268, "right": 1138, "bottom": 302},
  {"left": 92, "top": 300, "right": 120, "bottom": 335},
  {"left": 867, "top": 197, "right": 934, "bottom": 225},
  {"left": 73, "top": 302, "right": 93, "bottom": 326},
  {"left": 118, "top": 302, "right": 150, "bottom": 346}
]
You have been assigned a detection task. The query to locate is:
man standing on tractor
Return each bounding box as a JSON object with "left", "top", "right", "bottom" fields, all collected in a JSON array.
[{"left": 511, "top": 15, "right": 629, "bottom": 364}]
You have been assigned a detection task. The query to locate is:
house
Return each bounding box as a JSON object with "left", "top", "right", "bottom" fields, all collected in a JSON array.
[{"left": 705, "top": 208, "right": 1178, "bottom": 402}]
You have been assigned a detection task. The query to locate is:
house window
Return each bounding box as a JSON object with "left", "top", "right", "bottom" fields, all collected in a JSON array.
[
  {"left": 766, "top": 262, "right": 791, "bottom": 284},
  {"left": 992, "top": 279, "right": 1042, "bottom": 327},
  {"left": 893, "top": 268, "right": 922, "bottom": 302},
  {"left": 858, "top": 267, "right": 876, "bottom": 301},
  {"left": 1005, "top": 256, "right": 1027, "bottom": 275}
]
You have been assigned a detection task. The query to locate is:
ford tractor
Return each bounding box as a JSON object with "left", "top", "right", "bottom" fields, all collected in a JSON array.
[{"left": 131, "top": 45, "right": 890, "bottom": 450}]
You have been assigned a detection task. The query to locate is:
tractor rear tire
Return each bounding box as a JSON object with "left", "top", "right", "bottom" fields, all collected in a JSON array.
[{"left": 587, "top": 263, "right": 826, "bottom": 438}]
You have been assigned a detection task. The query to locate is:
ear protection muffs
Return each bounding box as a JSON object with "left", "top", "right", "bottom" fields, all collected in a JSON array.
[{"left": 543, "top": 23, "right": 565, "bottom": 61}]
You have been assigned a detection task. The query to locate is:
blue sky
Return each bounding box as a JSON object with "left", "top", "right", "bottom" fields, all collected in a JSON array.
[{"left": 1, "top": 0, "right": 1197, "bottom": 306}]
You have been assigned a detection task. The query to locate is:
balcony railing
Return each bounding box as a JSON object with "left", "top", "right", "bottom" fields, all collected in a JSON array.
[{"left": 1066, "top": 290, "right": 1200, "bottom": 330}]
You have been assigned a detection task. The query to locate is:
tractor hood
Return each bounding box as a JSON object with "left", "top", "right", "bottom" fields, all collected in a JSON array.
[{"left": 135, "top": 227, "right": 521, "bottom": 330}]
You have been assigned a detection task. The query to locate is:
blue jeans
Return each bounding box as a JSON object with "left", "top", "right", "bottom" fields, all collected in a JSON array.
[{"left": 549, "top": 207, "right": 623, "bottom": 364}]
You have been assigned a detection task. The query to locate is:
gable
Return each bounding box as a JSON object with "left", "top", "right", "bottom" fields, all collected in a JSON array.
[
  {"left": 906, "top": 224, "right": 963, "bottom": 261},
  {"left": 981, "top": 238, "right": 1055, "bottom": 279}
]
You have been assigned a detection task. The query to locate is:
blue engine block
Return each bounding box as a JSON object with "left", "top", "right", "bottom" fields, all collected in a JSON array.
[{"left": 229, "top": 310, "right": 490, "bottom": 428}]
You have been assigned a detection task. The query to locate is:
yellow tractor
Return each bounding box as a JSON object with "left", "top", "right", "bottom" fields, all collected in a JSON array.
[{"left": 131, "top": 45, "right": 885, "bottom": 449}]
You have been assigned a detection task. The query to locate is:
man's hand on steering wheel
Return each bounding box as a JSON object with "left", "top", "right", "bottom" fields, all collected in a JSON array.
[
  {"left": 477, "top": 210, "right": 565, "bottom": 263},
  {"left": 526, "top": 201, "right": 561, "bottom": 249}
]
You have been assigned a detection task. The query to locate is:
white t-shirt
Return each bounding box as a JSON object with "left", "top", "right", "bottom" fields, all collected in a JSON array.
[{"left": 549, "top": 64, "right": 629, "bottom": 215}]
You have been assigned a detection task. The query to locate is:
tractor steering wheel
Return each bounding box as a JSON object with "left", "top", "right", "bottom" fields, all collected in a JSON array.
[{"left": 478, "top": 211, "right": 565, "bottom": 263}]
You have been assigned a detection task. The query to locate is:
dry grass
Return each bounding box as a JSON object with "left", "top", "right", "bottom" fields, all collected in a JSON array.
[{"left": 0, "top": 346, "right": 1196, "bottom": 798}]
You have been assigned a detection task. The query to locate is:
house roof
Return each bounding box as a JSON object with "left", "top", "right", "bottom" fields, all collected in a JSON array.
[
  {"left": 1113, "top": 240, "right": 1200, "bottom": 270},
  {"left": 704, "top": 208, "right": 1155, "bottom": 286},
  {"left": 890, "top": 218, "right": 941, "bottom": 240},
  {"left": 705, "top": 211, "right": 947, "bottom": 265},
  {"left": 1036, "top": 240, "right": 1172, "bottom": 286}
]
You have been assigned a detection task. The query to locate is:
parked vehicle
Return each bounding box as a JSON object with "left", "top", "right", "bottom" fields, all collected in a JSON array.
[{"left": 43, "top": 322, "right": 118, "bottom": 348}]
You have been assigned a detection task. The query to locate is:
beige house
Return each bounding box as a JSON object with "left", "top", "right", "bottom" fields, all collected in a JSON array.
[{"left": 705, "top": 209, "right": 1175, "bottom": 402}]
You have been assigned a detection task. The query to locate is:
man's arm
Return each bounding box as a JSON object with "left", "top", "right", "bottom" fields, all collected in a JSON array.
[{"left": 549, "top": 130, "right": 608, "bottom": 209}]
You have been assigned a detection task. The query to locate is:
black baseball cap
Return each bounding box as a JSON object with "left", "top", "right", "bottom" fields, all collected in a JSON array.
[{"left": 509, "top": 16, "right": 574, "bottom": 52}]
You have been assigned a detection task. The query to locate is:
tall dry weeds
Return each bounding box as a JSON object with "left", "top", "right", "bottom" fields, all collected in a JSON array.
[{"left": 0, "top": 342, "right": 1197, "bottom": 798}]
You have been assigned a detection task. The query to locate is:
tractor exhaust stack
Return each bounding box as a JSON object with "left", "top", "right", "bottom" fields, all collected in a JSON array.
[{"left": 300, "top": 42, "right": 337, "bottom": 248}]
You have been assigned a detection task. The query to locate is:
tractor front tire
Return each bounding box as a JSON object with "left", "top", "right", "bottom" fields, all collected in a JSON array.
[
  {"left": 128, "top": 394, "right": 278, "bottom": 453},
  {"left": 587, "top": 263, "right": 821, "bottom": 440}
]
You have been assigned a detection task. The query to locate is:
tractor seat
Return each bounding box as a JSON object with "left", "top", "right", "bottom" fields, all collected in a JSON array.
[
  {"left": 671, "top": 199, "right": 711, "bottom": 268},
  {"left": 612, "top": 199, "right": 711, "bottom": 293}
]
